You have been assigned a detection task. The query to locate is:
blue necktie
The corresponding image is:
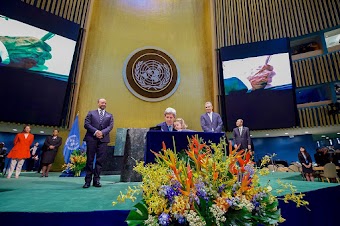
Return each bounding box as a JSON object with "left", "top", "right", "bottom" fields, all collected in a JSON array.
[{"left": 168, "top": 125, "right": 172, "bottom": 131}]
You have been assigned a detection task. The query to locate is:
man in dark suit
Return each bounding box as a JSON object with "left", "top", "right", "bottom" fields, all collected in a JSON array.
[
  {"left": 200, "top": 102, "right": 223, "bottom": 133},
  {"left": 156, "top": 107, "right": 177, "bottom": 132},
  {"left": 233, "top": 119, "right": 251, "bottom": 151},
  {"left": 0, "top": 142, "right": 8, "bottom": 175},
  {"left": 83, "top": 98, "right": 114, "bottom": 188}
]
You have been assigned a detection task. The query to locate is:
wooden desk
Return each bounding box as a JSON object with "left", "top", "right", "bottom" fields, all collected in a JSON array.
[{"left": 313, "top": 166, "right": 340, "bottom": 171}]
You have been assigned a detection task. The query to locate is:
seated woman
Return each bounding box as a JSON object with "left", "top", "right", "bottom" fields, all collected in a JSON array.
[
  {"left": 298, "top": 146, "right": 314, "bottom": 182},
  {"left": 174, "top": 118, "right": 194, "bottom": 132}
]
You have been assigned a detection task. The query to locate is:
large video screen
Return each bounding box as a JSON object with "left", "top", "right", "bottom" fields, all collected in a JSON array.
[
  {"left": 0, "top": 1, "right": 80, "bottom": 126},
  {"left": 0, "top": 15, "right": 76, "bottom": 81},
  {"left": 220, "top": 38, "right": 298, "bottom": 130}
]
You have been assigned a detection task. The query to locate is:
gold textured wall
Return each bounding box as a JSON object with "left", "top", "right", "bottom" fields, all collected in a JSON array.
[{"left": 76, "top": 0, "right": 215, "bottom": 143}]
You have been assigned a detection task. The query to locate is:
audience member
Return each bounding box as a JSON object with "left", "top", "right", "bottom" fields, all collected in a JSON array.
[
  {"left": 200, "top": 102, "right": 223, "bottom": 133},
  {"left": 314, "top": 147, "right": 330, "bottom": 166},
  {"left": 333, "top": 149, "right": 340, "bottom": 166},
  {"left": 40, "top": 129, "right": 62, "bottom": 177},
  {"left": 6, "top": 125, "right": 34, "bottom": 178},
  {"left": 0, "top": 142, "right": 8, "bottom": 174},
  {"left": 26, "top": 142, "right": 40, "bottom": 172},
  {"left": 157, "top": 107, "right": 177, "bottom": 131},
  {"left": 298, "top": 146, "right": 314, "bottom": 182}
]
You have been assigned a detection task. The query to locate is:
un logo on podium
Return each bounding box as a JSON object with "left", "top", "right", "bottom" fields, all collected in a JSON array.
[{"left": 123, "top": 47, "right": 180, "bottom": 102}]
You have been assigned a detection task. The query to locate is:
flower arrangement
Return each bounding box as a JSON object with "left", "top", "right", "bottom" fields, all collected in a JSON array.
[
  {"left": 113, "top": 136, "right": 308, "bottom": 226},
  {"left": 62, "top": 150, "right": 87, "bottom": 177}
]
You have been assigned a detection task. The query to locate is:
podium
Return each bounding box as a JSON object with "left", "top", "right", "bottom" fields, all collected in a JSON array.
[
  {"left": 120, "top": 128, "right": 148, "bottom": 182},
  {"left": 120, "top": 129, "right": 226, "bottom": 182},
  {"left": 145, "top": 131, "right": 226, "bottom": 164}
]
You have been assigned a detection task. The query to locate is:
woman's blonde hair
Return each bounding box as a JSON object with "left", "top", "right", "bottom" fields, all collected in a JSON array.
[{"left": 175, "top": 118, "right": 188, "bottom": 129}]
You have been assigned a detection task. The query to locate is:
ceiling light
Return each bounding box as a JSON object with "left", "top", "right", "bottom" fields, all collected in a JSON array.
[
  {"left": 284, "top": 133, "right": 289, "bottom": 135},
  {"left": 321, "top": 135, "right": 326, "bottom": 137},
  {"left": 305, "top": 131, "right": 309, "bottom": 134},
  {"left": 12, "top": 129, "right": 17, "bottom": 131},
  {"left": 266, "top": 134, "right": 269, "bottom": 136},
  {"left": 337, "top": 132, "right": 340, "bottom": 135},
  {"left": 39, "top": 131, "right": 44, "bottom": 133}
]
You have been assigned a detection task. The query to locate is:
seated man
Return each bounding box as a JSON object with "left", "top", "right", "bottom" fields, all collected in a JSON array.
[
  {"left": 0, "top": 142, "right": 8, "bottom": 174},
  {"left": 333, "top": 150, "right": 340, "bottom": 166},
  {"left": 156, "top": 107, "right": 177, "bottom": 132},
  {"left": 314, "top": 147, "right": 330, "bottom": 166}
]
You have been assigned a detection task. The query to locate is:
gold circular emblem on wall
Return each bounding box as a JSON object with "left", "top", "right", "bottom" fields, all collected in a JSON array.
[{"left": 123, "top": 47, "right": 180, "bottom": 102}]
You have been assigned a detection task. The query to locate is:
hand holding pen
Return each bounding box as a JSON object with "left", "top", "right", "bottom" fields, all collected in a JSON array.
[{"left": 0, "top": 33, "right": 53, "bottom": 69}]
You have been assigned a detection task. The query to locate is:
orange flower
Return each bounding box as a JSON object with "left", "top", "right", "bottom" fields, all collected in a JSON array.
[
  {"left": 214, "top": 197, "right": 230, "bottom": 212},
  {"left": 179, "top": 164, "right": 193, "bottom": 196},
  {"left": 212, "top": 162, "right": 219, "bottom": 181},
  {"left": 240, "top": 174, "right": 251, "bottom": 193}
]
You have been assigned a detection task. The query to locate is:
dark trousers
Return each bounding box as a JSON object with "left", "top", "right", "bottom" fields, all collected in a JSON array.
[
  {"left": 85, "top": 139, "right": 107, "bottom": 184},
  {"left": 26, "top": 158, "right": 36, "bottom": 171},
  {"left": 0, "top": 159, "right": 5, "bottom": 173}
]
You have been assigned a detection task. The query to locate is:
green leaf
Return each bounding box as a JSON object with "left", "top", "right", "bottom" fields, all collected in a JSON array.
[
  {"left": 194, "top": 198, "right": 214, "bottom": 226},
  {"left": 125, "top": 219, "right": 145, "bottom": 226},
  {"left": 126, "top": 200, "right": 149, "bottom": 226}
]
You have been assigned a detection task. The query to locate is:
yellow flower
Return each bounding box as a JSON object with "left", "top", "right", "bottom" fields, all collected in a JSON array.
[
  {"left": 171, "top": 196, "right": 189, "bottom": 215},
  {"left": 146, "top": 195, "right": 168, "bottom": 215}
]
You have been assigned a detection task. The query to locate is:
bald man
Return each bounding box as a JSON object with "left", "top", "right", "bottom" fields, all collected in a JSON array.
[
  {"left": 83, "top": 98, "right": 114, "bottom": 188},
  {"left": 233, "top": 119, "right": 251, "bottom": 151}
]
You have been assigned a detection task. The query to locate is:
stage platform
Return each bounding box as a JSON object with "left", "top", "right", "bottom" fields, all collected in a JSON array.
[{"left": 1, "top": 172, "right": 339, "bottom": 226}]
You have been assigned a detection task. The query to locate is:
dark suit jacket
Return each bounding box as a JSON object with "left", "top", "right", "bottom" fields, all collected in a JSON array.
[
  {"left": 43, "top": 136, "right": 62, "bottom": 151},
  {"left": 84, "top": 110, "right": 114, "bottom": 143},
  {"left": 232, "top": 126, "right": 251, "bottom": 150},
  {"left": 200, "top": 112, "right": 223, "bottom": 133},
  {"left": 156, "top": 122, "right": 177, "bottom": 132}
]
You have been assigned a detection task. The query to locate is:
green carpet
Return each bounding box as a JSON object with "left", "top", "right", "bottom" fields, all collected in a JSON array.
[{"left": 0, "top": 172, "right": 338, "bottom": 212}]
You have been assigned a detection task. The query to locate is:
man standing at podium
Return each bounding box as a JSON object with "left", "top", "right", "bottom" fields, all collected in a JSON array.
[
  {"left": 200, "top": 101, "right": 223, "bottom": 133},
  {"left": 233, "top": 119, "right": 251, "bottom": 152},
  {"left": 83, "top": 98, "right": 114, "bottom": 188}
]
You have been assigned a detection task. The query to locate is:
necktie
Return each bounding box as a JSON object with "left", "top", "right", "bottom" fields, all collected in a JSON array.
[
  {"left": 209, "top": 113, "right": 212, "bottom": 122},
  {"left": 239, "top": 127, "right": 242, "bottom": 135},
  {"left": 99, "top": 110, "right": 104, "bottom": 122},
  {"left": 168, "top": 125, "right": 172, "bottom": 131}
]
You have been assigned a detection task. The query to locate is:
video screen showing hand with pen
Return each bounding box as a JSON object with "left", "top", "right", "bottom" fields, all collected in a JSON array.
[
  {"left": 222, "top": 53, "right": 292, "bottom": 95},
  {"left": 0, "top": 15, "right": 76, "bottom": 81}
]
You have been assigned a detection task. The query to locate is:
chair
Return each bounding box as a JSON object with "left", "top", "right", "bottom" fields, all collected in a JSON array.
[
  {"left": 288, "top": 164, "right": 299, "bottom": 172},
  {"left": 320, "top": 163, "right": 340, "bottom": 183},
  {"left": 267, "top": 164, "right": 277, "bottom": 172},
  {"left": 277, "top": 166, "right": 289, "bottom": 172}
]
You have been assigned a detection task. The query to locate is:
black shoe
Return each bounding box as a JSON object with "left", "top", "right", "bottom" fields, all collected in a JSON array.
[
  {"left": 83, "top": 183, "right": 90, "bottom": 188},
  {"left": 93, "top": 182, "right": 102, "bottom": 187}
]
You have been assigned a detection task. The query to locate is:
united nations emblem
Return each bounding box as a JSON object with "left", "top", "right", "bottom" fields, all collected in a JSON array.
[
  {"left": 64, "top": 134, "right": 80, "bottom": 150},
  {"left": 123, "top": 47, "right": 180, "bottom": 102}
]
